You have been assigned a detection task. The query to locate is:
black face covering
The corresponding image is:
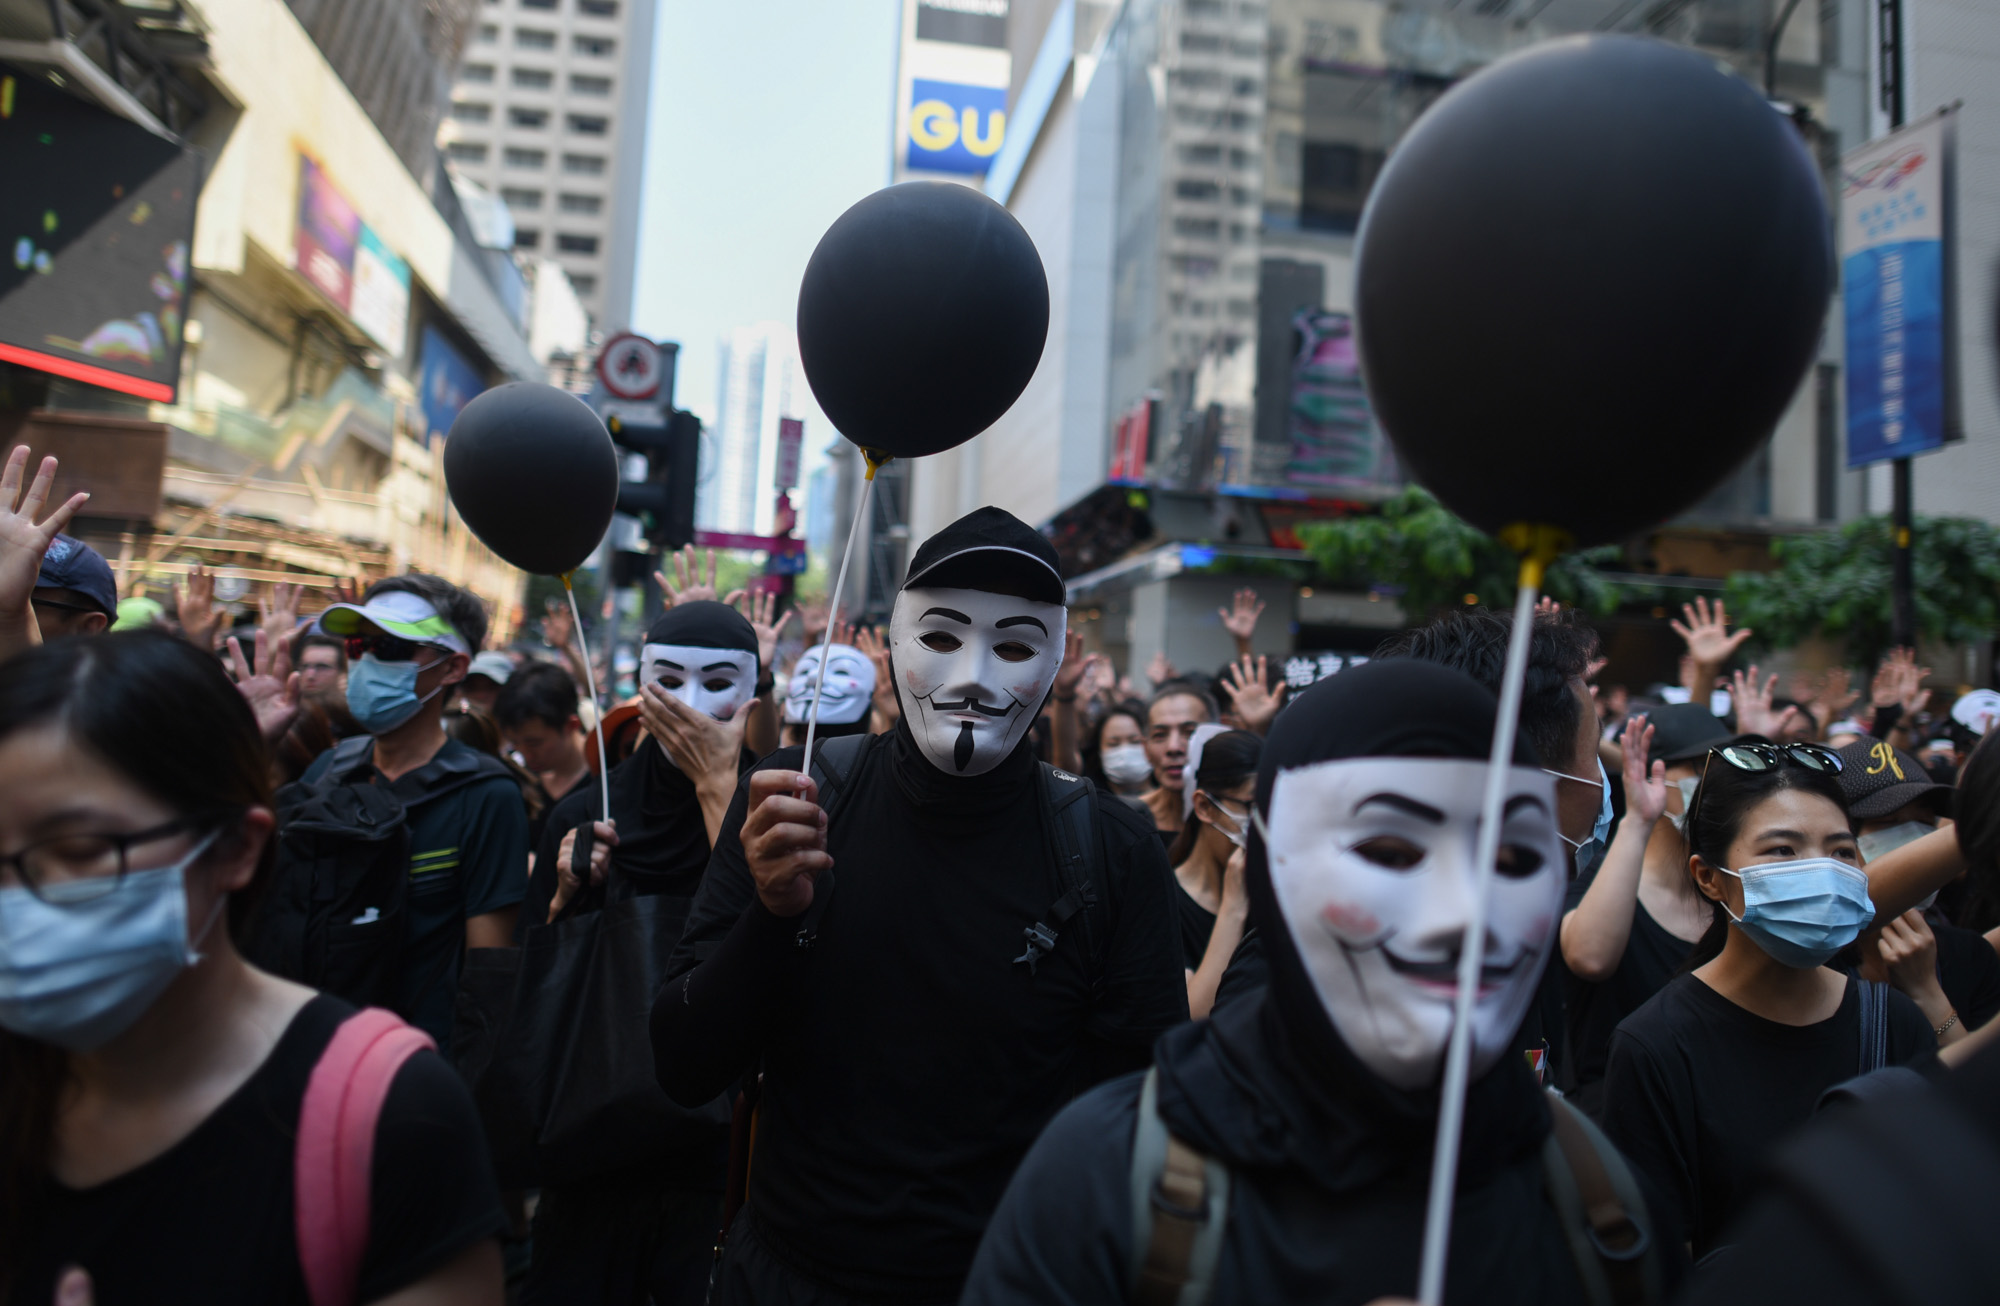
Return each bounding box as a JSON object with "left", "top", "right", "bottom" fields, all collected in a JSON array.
[
  {"left": 645, "top": 600, "right": 760, "bottom": 661},
  {"left": 1155, "top": 659, "right": 1550, "bottom": 1194}
]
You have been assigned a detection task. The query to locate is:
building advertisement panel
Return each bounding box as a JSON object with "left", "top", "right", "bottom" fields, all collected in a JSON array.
[
  {"left": 295, "top": 156, "right": 360, "bottom": 312},
  {"left": 420, "top": 324, "right": 485, "bottom": 441},
  {"left": 350, "top": 225, "right": 411, "bottom": 358},
  {"left": 894, "top": 0, "right": 1010, "bottom": 182},
  {"left": 1842, "top": 109, "right": 1958, "bottom": 468}
]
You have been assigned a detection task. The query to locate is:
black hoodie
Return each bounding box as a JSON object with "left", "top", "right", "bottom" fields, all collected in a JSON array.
[{"left": 962, "top": 661, "right": 1686, "bottom": 1305}]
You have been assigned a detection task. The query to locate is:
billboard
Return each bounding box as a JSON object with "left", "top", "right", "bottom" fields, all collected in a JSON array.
[
  {"left": 420, "top": 325, "right": 484, "bottom": 441},
  {"left": 1842, "top": 109, "right": 1958, "bottom": 467},
  {"left": 296, "top": 156, "right": 413, "bottom": 356},
  {"left": 894, "top": 0, "right": 1010, "bottom": 182},
  {"left": 350, "top": 225, "right": 411, "bottom": 358},
  {"left": 0, "top": 71, "right": 202, "bottom": 403}
]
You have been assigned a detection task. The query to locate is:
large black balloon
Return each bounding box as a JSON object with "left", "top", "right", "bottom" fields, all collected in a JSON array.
[
  {"left": 443, "top": 382, "right": 619, "bottom": 576},
  {"left": 797, "top": 182, "right": 1049, "bottom": 459},
  {"left": 1354, "top": 36, "right": 1831, "bottom": 548}
]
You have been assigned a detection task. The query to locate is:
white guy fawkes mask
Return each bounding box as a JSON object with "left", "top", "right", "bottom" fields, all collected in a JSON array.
[
  {"left": 1263, "top": 757, "right": 1563, "bottom": 1091},
  {"left": 889, "top": 586, "right": 1067, "bottom": 776},
  {"left": 639, "top": 643, "right": 758, "bottom": 721},
  {"left": 784, "top": 643, "right": 877, "bottom": 725}
]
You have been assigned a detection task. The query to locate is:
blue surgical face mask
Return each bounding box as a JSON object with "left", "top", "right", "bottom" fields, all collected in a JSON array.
[
  {"left": 345, "top": 651, "right": 446, "bottom": 735},
  {"left": 1547, "top": 758, "right": 1614, "bottom": 874},
  {"left": 0, "top": 830, "right": 225, "bottom": 1051},
  {"left": 1716, "top": 856, "right": 1876, "bottom": 969}
]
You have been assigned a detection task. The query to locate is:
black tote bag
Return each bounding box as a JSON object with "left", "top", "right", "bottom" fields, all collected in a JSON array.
[{"left": 453, "top": 865, "right": 731, "bottom": 1189}]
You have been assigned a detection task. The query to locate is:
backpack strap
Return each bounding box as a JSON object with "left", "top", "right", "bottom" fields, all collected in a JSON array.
[
  {"left": 1015, "top": 764, "right": 1103, "bottom": 978},
  {"left": 1128, "top": 1065, "right": 1229, "bottom": 1306},
  {"left": 296, "top": 1008, "right": 436, "bottom": 1306},
  {"left": 1540, "top": 1092, "right": 1661, "bottom": 1306},
  {"left": 321, "top": 734, "right": 377, "bottom": 785}
]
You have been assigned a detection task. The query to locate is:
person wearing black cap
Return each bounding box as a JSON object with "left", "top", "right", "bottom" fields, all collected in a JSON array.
[
  {"left": 1832, "top": 737, "right": 1998, "bottom": 1043},
  {"left": 513, "top": 600, "right": 764, "bottom": 1306},
  {"left": 963, "top": 659, "right": 1681, "bottom": 1305},
  {"left": 1559, "top": 702, "right": 1737, "bottom": 1117},
  {"left": 32, "top": 533, "right": 117, "bottom": 638},
  {"left": 651, "top": 506, "right": 1186, "bottom": 1306}
]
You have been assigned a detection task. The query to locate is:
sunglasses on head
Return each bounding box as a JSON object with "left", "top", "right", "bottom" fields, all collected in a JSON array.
[
  {"left": 344, "top": 633, "right": 438, "bottom": 663},
  {"left": 1685, "top": 741, "right": 1843, "bottom": 834}
]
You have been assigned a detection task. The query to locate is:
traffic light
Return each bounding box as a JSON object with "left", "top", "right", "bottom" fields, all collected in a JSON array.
[{"left": 608, "top": 409, "right": 699, "bottom": 551}]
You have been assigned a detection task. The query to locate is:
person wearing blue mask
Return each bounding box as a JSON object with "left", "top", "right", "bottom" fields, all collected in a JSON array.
[{"left": 1601, "top": 741, "right": 1937, "bottom": 1261}]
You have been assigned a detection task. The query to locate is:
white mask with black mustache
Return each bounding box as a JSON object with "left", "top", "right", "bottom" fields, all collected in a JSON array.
[
  {"left": 1262, "top": 757, "right": 1563, "bottom": 1090},
  {"left": 888, "top": 586, "right": 1067, "bottom": 776}
]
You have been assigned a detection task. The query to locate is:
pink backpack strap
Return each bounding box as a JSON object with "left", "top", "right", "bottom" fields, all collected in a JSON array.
[{"left": 295, "top": 1008, "right": 436, "bottom": 1306}]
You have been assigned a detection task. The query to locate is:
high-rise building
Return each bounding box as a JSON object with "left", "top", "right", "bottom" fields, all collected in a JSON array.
[
  {"left": 438, "top": 0, "right": 657, "bottom": 332},
  {"left": 700, "top": 323, "right": 808, "bottom": 539}
]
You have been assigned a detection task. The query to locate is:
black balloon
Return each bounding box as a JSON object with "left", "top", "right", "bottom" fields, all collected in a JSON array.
[
  {"left": 797, "top": 182, "right": 1049, "bottom": 460},
  {"left": 443, "top": 382, "right": 619, "bottom": 576},
  {"left": 1354, "top": 36, "right": 1831, "bottom": 548}
]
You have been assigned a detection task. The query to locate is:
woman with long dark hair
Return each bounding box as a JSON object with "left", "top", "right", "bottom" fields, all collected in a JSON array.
[
  {"left": 1601, "top": 742, "right": 1935, "bottom": 1261},
  {"left": 1166, "top": 729, "right": 1259, "bottom": 1019},
  {"left": 1082, "top": 700, "right": 1151, "bottom": 797},
  {"left": 0, "top": 633, "right": 504, "bottom": 1304}
]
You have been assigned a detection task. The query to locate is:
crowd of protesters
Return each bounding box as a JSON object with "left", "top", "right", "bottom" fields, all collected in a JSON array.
[{"left": 6, "top": 441, "right": 2000, "bottom": 1306}]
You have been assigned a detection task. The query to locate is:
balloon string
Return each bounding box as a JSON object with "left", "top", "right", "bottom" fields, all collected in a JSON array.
[
  {"left": 562, "top": 572, "right": 613, "bottom": 826},
  {"left": 802, "top": 450, "right": 887, "bottom": 780},
  {"left": 1415, "top": 544, "right": 1555, "bottom": 1306}
]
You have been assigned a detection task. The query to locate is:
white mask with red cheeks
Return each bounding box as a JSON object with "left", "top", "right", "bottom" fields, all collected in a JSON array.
[
  {"left": 888, "top": 586, "right": 1067, "bottom": 776},
  {"left": 1262, "top": 757, "right": 1563, "bottom": 1090}
]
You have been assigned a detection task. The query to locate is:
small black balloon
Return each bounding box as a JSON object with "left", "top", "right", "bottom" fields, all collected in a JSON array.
[
  {"left": 1354, "top": 36, "right": 1832, "bottom": 548},
  {"left": 442, "top": 382, "right": 619, "bottom": 576},
  {"left": 797, "top": 182, "right": 1049, "bottom": 460}
]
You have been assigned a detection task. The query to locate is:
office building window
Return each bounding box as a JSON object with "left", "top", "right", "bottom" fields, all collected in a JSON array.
[
  {"left": 561, "top": 152, "right": 606, "bottom": 175},
  {"left": 451, "top": 101, "right": 492, "bottom": 123},
  {"left": 515, "top": 229, "right": 541, "bottom": 249},
  {"left": 504, "top": 146, "right": 547, "bottom": 168},
  {"left": 570, "top": 73, "right": 612, "bottom": 96},
  {"left": 501, "top": 187, "right": 545, "bottom": 210},
  {"left": 569, "top": 273, "right": 598, "bottom": 295},
  {"left": 515, "top": 27, "right": 556, "bottom": 49},
  {"left": 573, "top": 34, "right": 614, "bottom": 56},
  {"left": 521, "top": 0, "right": 556, "bottom": 7},
  {"left": 461, "top": 63, "right": 494, "bottom": 82},
  {"left": 556, "top": 233, "right": 599, "bottom": 254},
  {"left": 578, "top": 0, "right": 616, "bottom": 14},
  {"left": 511, "top": 67, "right": 553, "bottom": 89},
  {"left": 509, "top": 107, "right": 550, "bottom": 129},
  {"left": 558, "top": 192, "right": 602, "bottom": 215},
  {"left": 476, "top": 23, "right": 498, "bottom": 41},
  {"left": 567, "top": 114, "right": 608, "bottom": 136},
  {"left": 446, "top": 141, "right": 489, "bottom": 163}
]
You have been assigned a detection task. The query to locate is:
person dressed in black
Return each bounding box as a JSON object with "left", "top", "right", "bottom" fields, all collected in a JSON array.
[
  {"left": 1601, "top": 742, "right": 1935, "bottom": 1261},
  {"left": 650, "top": 507, "right": 1187, "bottom": 1306},
  {"left": 517, "top": 600, "right": 765, "bottom": 1306},
  {"left": 965, "top": 659, "right": 1683, "bottom": 1305},
  {"left": 1166, "top": 727, "right": 1258, "bottom": 1020}
]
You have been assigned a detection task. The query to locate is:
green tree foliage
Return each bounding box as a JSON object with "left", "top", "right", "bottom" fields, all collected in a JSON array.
[
  {"left": 1294, "top": 486, "right": 1626, "bottom": 618},
  {"left": 1725, "top": 514, "right": 2000, "bottom": 663}
]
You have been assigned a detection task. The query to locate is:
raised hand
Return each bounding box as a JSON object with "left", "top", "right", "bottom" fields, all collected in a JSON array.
[
  {"left": 1875, "top": 647, "right": 1932, "bottom": 717},
  {"left": 1801, "top": 666, "right": 1857, "bottom": 732},
  {"left": 1535, "top": 596, "right": 1562, "bottom": 618},
  {"left": 655, "top": 545, "right": 720, "bottom": 606},
  {"left": 853, "top": 625, "right": 899, "bottom": 728},
  {"left": 1052, "top": 629, "right": 1096, "bottom": 700},
  {"left": 1146, "top": 650, "right": 1177, "bottom": 689},
  {"left": 1218, "top": 588, "right": 1264, "bottom": 652},
  {"left": 740, "top": 770, "right": 832, "bottom": 917},
  {"left": 1669, "top": 596, "right": 1750, "bottom": 670},
  {"left": 736, "top": 587, "right": 794, "bottom": 675},
  {"left": 1619, "top": 714, "right": 1668, "bottom": 824},
  {"left": 175, "top": 562, "right": 222, "bottom": 653},
  {"left": 1223, "top": 655, "right": 1285, "bottom": 736},
  {"left": 1730, "top": 665, "right": 1801, "bottom": 740},
  {"left": 258, "top": 581, "right": 302, "bottom": 657},
  {"left": 0, "top": 444, "right": 89, "bottom": 655},
  {"left": 226, "top": 628, "right": 301, "bottom": 745}
]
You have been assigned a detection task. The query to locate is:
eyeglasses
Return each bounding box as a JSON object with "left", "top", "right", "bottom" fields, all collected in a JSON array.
[
  {"left": 1, "top": 819, "right": 204, "bottom": 903},
  {"left": 344, "top": 633, "right": 440, "bottom": 663},
  {"left": 1684, "top": 742, "right": 1844, "bottom": 838}
]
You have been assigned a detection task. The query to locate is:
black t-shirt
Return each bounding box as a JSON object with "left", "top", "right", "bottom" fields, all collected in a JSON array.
[
  {"left": 654, "top": 730, "right": 1187, "bottom": 1303},
  {"left": 19, "top": 996, "right": 505, "bottom": 1304},
  {"left": 1560, "top": 885, "right": 1695, "bottom": 1116},
  {"left": 526, "top": 770, "right": 593, "bottom": 866},
  {"left": 1174, "top": 878, "right": 1218, "bottom": 971},
  {"left": 1601, "top": 972, "right": 1935, "bottom": 1257},
  {"left": 1931, "top": 917, "right": 2000, "bottom": 1030}
]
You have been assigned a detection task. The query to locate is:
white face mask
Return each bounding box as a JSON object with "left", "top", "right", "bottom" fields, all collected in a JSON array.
[
  {"left": 639, "top": 643, "right": 758, "bottom": 721},
  {"left": 784, "top": 643, "right": 876, "bottom": 725},
  {"left": 1101, "top": 742, "right": 1153, "bottom": 787},
  {"left": 1262, "top": 757, "right": 1564, "bottom": 1091},
  {"left": 888, "top": 586, "right": 1067, "bottom": 776},
  {"left": 1856, "top": 819, "right": 1938, "bottom": 865},
  {"left": 1667, "top": 775, "right": 1700, "bottom": 832}
]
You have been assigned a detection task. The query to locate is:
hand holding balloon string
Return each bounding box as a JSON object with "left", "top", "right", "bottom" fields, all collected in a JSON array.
[{"left": 741, "top": 770, "right": 831, "bottom": 918}]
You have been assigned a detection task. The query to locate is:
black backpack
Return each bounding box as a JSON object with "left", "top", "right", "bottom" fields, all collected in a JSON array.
[{"left": 249, "top": 735, "right": 512, "bottom": 1011}]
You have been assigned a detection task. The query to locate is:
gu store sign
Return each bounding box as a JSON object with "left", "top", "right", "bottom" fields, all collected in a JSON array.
[{"left": 1840, "top": 108, "right": 1959, "bottom": 467}]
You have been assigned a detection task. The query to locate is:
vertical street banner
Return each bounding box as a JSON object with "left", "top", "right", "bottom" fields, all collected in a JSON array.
[{"left": 1841, "top": 108, "right": 1958, "bottom": 467}]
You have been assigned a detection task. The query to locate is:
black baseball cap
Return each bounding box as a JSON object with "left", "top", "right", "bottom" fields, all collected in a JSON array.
[
  {"left": 1832, "top": 738, "right": 1953, "bottom": 822},
  {"left": 35, "top": 534, "right": 117, "bottom": 617},
  {"left": 901, "top": 505, "right": 1064, "bottom": 605},
  {"left": 1641, "top": 702, "right": 1738, "bottom": 766}
]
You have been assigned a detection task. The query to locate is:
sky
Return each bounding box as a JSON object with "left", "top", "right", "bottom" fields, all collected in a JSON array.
[{"left": 630, "top": 0, "right": 901, "bottom": 484}]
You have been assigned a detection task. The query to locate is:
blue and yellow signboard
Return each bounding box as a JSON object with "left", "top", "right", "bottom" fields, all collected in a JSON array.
[{"left": 905, "top": 79, "right": 1006, "bottom": 176}]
